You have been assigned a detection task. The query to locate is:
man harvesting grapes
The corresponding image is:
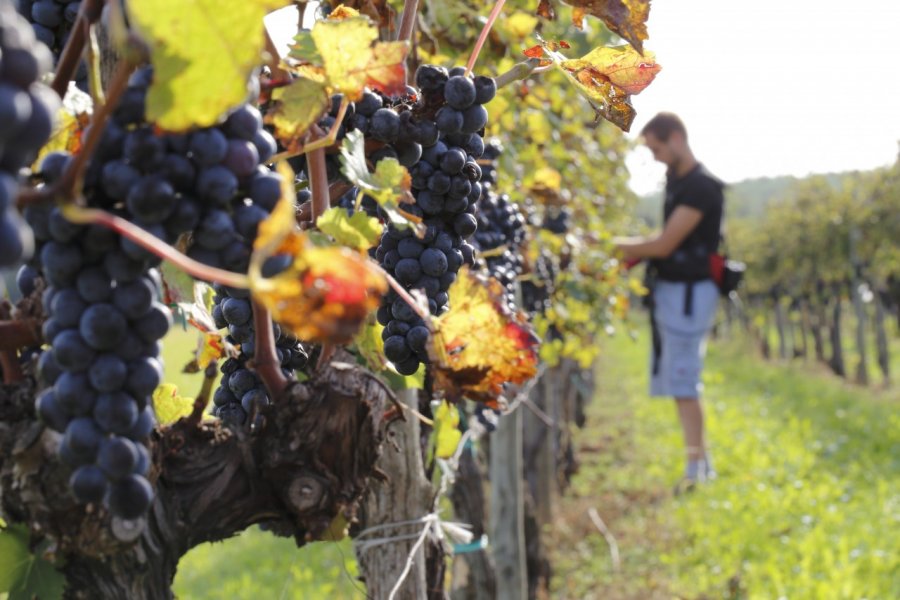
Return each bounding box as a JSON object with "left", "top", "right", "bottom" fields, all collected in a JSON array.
[{"left": 615, "top": 112, "right": 724, "bottom": 490}]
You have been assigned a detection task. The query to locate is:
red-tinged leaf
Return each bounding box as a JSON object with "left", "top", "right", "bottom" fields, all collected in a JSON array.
[
  {"left": 249, "top": 162, "right": 387, "bottom": 344},
  {"left": 327, "top": 5, "right": 361, "bottom": 20},
  {"left": 430, "top": 268, "right": 540, "bottom": 406},
  {"left": 311, "top": 16, "right": 410, "bottom": 101},
  {"left": 339, "top": 0, "right": 396, "bottom": 29},
  {"left": 561, "top": 46, "right": 660, "bottom": 95},
  {"left": 524, "top": 45, "right": 545, "bottom": 58},
  {"left": 562, "top": 0, "right": 651, "bottom": 54},
  {"left": 537, "top": 38, "right": 659, "bottom": 131},
  {"left": 559, "top": 40, "right": 571, "bottom": 49},
  {"left": 536, "top": 0, "right": 556, "bottom": 20}
]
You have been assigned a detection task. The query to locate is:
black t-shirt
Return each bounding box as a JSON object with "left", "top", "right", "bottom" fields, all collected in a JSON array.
[{"left": 653, "top": 163, "right": 724, "bottom": 281}]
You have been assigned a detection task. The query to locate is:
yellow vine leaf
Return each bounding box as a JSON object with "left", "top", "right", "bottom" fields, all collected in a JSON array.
[
  {"left": 152, "top": 383, "right": 194, "bottom": 425},
  {"left": 266, "top": 78, "right": 330, "bottom": 149},
  {"left": 197, "top": 332, "right": 226, "bottom": 369},
  {"left": 431, "top": 268, "right": 540, "bottom": 407},
  {"left": 311, "top": 16, "right": 409, "bottom": 101},
  {"left": 433, "top": 401, "right": 463, "bottom": 459},
  {"left": 128, "top": 0, "right": 292, "bottom": 131},
  {"left": 32, "top": 83, "right": 91, "bottom": 169},
  {"left": 249, "top": 163, "right": 387, "bottom": 344},
  {"left": 537, "top": 38, "right": 660, "bottom": 131}
]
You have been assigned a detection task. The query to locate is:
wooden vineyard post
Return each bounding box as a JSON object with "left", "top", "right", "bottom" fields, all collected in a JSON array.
[
  {"left": 873, "top": 288, "right": 891, "bottom": 386},
  {"left": 849, "top": 229, "right": 869, "bottom": 385},
  {"left": 356, "top": 388, "right": 435, "bottom": 599},
  {"left": 523, "top": 370, "right": 557, "bottom": 526},
  {"left": 773, "top": 294, "right": 789, "bottom": 360},
  {"left": 450, "top": 445, "right": 497, "bottom": 600},
  {"left": 828, "top": 284, "right": 846, "bottom": 378},
  {"left": 490, "top": 406, "right": 527, "bottom": 600}
]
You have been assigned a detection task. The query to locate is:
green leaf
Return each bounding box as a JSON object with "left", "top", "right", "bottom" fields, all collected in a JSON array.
[
  {"left": 128, "top": 0, "right": 291, "bottom": 131},
  {"left": 317, "top": 206, "right": 383, "bottom": 251},
  {"left": 288, "top": 31, "right": 322, "bottom": 64},
  {"left": 0, "top": 525, "right": 64, "bottom": 600},
  {"left": 339, "top": 130, "right": 421, "bottom": 232},
  {"left": 0, "top": 525, "right": 30, "bottom": 593},
  {"left": 266, "top": 78, "right": 330, "bottom": 146},
  {"left": 9, "top": 555, "right": 65, "bottom": 600}
]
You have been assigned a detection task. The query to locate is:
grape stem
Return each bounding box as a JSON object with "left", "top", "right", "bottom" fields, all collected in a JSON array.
[
  {"left": 316, "top": 344, "right": 336, "bottom": 371},
  {"left": 372, "top": 263, "right": 433, "bottom": 323},
  {"left": 494, "top": 58, "right": 545, "bottom": 89},
  {"left": 397, "top": 0, "right": 420, "bottom": 42},
  {"left": 307, "top": 148, "right": 330, "bottom": 224},
  {"left": 464, "top": 0, "right": 507, "bottom": 76},
  {"left": 18, "top": 59, "right": 136, "bottom": 210},
  {"left": 268, "top": 98, "right": 350, "bottom": 163},
  {"left": 62, "top": 205, "right": 251, "bottom": 289},
  {"left": 250, "top": 302, "right": 290, "bottom": 398},
  {"left": 51, "top": 0, "right": 104, "bottom": 98},
  {"left": 85, "top": 20, "right": 106, "bottom": 107},
  {"left": 186, "top": 361, "right": 218, "bottom": 428},
  {"left": 58, "top": 60, "right": 135, "bottom": 201}
]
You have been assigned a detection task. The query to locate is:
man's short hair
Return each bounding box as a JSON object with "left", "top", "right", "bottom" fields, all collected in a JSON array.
[{"left": 641, "top": 112, "right": 687, "bottom": 142}]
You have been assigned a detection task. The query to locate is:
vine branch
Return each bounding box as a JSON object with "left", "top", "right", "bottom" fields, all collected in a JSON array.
[
  {"left": 251, "top": 302, "right": 289, "bottom": 398},
  {"left": 62, "top": 206, "right": 250, "bottom": 289},
  {"left": 51, "top": 0, "right": 104, "bottom": 98},
  {"left": 306, "top": 124, "right": 332, "bottom": 224},
  {"left": 495, "top": 58, "right": 544, "bottom": 89},
  {"left": 397, "top": 0, "right": 420, "bottom": 43},
  {"left": 269, "top": 99, "right": 349, "bottom": 164},
  {"left": 464, "top": 0, "right": 507, "bottom": 76},
  {"left": 186, "top": 361, "right": 219, "bottom": 427}
]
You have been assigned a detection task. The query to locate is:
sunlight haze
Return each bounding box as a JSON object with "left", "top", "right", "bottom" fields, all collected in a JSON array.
[{"left": 625, "top": 0, "right": 900, "bottom": 195}]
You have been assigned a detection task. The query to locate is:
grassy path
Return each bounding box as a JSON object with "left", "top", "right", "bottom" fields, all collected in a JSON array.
[{"left": 548, "top": 325, "right": 900, "bottom": 599}]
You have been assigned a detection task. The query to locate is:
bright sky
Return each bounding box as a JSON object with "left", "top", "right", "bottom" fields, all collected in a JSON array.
[{"left": 625, "top": 0, "right": 900, "bottom": 195}]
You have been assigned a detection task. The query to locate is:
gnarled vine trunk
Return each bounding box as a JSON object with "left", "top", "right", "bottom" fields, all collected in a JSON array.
[{"left": 0, "top": 361, "right": 392, "bottom": 599}]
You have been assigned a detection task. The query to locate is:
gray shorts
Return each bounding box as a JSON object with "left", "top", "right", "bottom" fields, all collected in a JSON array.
[{"left": 649, "top": 280, "right": 718, "bottom": 398}]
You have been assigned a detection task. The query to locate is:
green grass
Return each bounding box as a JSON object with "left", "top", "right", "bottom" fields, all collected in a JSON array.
[
  {"left": 160, "top": 328, "right": 367, "bottom": 600},
  {"left": 549, "top": 319, "right": 900, "bottom": 599},
  {"left": 161, "top": 317, "right": 900, "bottom": 599},
  {"left": 172, "top": 531, "right": 364, "bottom": 599},
  {"left": 754, "top": 301, "right": 900, "bottom": 386}
]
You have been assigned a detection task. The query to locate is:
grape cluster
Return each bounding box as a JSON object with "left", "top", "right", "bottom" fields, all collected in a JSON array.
[
  {"left": 520, "top": 206, "right": 559, "bottom": 316},
  {"left": 0, "top": 0, "right": 59, "bottom": 267},
  {"left": 471, "top": 144, "right": 526, "bottom": 310},
  {"left": 23, "top": 64, "right": 288, "bottom": 521},
  {"left": 85, "top": 69, "right": 307, "bottom": 427},
  {"left": 13, "top": 0, "right": 88, "bottom": 90},
  {"left": 478, "top": 140, "right": 501, "bottom": 188},
  {"left": 541, "top": 206, "right": 571, "bottom": 235},
  {"left": 209, "top": 283, "right": 309, "bottom": 426},
  {"left": 289, "top": 88, "right": 435, "bottom": 186},
  {"left": 473, "top": 193, "right": 527, "bottom": 309},
  {"left": 26, "top": 163, "right": 171, "bottom": 521},
  {"left": 372, "top": 65, "right": 495, "bottom": 375}
]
